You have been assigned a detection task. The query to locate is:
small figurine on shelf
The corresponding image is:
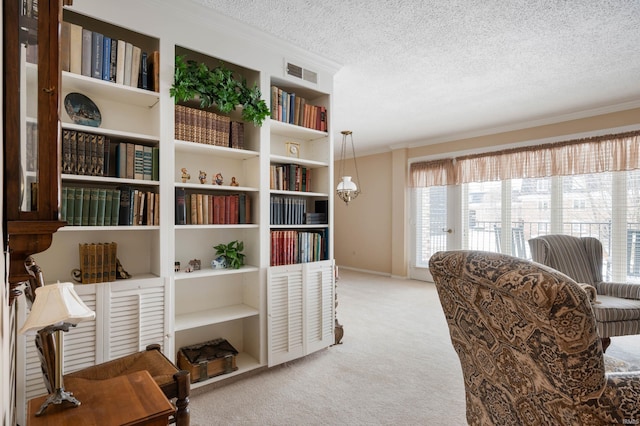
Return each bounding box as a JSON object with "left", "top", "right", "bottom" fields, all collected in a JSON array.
[
  {"left": 174, "top": 262, "right": 180, "bottom": 272},
  {"left": 230, "top": 177, "right": 239, "bottom": 187},
  {"left": 189, "top": 259, "right": 201, "bottom": 271},
  {"left": 199, "top": 170, "right": 207, "bottom": 184},
  {"left": 214, "top": 173, "right": 224, "bottom": 185},
  {"left": 181, "top": 168, "right": 191, "bottom": 183}
]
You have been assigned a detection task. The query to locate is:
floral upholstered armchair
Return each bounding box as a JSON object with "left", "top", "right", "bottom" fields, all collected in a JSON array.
[{"left": 429, "top": 250, "right": 640, "bottom": 426}]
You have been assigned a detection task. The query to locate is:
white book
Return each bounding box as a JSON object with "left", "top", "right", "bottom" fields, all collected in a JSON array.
[
  {"left": 123, "top": 42, "right": 133, "bottom": 86},
  {"left": 130, "top": 45, "right": 142, "bottom": 88},
  {"left": 116, "top": 39, "right": 126, "bottom": 85},
  {"left": 68, "top": 23, "right": 83, "bottom": 74}
]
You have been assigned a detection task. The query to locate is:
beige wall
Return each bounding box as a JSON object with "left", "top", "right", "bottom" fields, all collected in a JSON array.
[
  {"left": 334, "top": 152, "right": 392, "bottom": 274},
  {"left": 334, "top": 107, "right": 640, "bottom": 277}
]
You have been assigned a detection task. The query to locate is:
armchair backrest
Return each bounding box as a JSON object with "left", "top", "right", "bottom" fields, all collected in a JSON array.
[
  {"left": 429, "top": 250, "right": 605, "bottom": 425},
  {"left": 528, "top": 234, "right": 603, "bottom": 285}
]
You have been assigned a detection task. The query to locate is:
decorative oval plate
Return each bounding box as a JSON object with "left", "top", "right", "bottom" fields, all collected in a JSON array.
[{"left": 64, "top": 92, "right": 101, "bottom": 127}]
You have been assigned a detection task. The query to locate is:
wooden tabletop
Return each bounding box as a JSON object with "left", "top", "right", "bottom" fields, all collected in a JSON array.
[{"left": 28, "top": 370, "right": 174, "bottom": 426}]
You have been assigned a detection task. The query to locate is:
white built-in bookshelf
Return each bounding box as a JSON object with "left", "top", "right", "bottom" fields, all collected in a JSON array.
[{"left": 16, "top": 1, "right": 338, "bottom": 422}]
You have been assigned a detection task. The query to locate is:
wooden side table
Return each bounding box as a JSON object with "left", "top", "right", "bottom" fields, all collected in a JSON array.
[{"left": 27, "top": 370, "right": 174, "bottom": 426}]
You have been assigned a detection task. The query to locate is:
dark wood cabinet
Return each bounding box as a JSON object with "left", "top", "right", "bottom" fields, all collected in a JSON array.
[{"left": 3, "top": 0, "right": 70, "bottom": 303}]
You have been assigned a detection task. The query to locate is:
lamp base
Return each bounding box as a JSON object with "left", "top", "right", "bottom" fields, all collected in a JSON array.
[{"left": 35, "top": 387, "right": 81, "bottom": 416}]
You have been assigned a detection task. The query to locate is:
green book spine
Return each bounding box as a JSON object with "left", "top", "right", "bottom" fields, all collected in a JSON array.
[
  {"left": 111, "top": 189, "right": 121, "bottom": 226},
  {"left": 134, "top": 144, "right": 144, "bottom": 179},
  {"left": 97, "top": 188, "right": 107, "bottom": 226},
  {"left": 81, "top": 187, "right": 91, "bottom": 226},
  {"left": 143, "top": 145, "right": 153, "bottom": 180},
  {"left": 104, "top": 188, "right": 113, "bottom": 226},
  {"left": 88, "top": 188, "right": 99, "bottom": 226},
  {"left": 73, "top": 187, "right": 83, "bottom": 226},
  {"left": 152, "top": 146, "right": 159, "bottom": 181},
  {"left": 66, "top": 187, "right": 75, "bottom": 225}
]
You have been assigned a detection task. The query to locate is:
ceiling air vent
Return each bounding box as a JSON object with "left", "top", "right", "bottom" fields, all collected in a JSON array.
[{"left": 286, "top": 61, "right": 318, "bottom": 85}]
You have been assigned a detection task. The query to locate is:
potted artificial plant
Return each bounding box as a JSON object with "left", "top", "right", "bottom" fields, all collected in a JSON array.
[
  {"left": 170, "top": 55, "right": 270, "bottom": 126},
  {"left": 212, "top": 240, "right": 246, "bottom": 269}
]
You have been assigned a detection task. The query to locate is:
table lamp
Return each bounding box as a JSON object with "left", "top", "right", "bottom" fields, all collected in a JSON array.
[{"left": 19, "top": 282, "right": 96, "bottom": 416}]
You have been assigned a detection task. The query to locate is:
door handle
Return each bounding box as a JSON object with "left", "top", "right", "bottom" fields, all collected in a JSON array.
[{"left": 442, "top": 228, "right": 453, "bottom": 234}]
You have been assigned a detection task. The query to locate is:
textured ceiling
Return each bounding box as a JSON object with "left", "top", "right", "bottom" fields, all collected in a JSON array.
[{"left": 192, "top": 0, "right": 640, "bottom": 155}]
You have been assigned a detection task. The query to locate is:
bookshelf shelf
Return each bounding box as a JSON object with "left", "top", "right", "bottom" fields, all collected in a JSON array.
[
  {"left": 269, "top": 154, "right": 328, "bottom": 168},
  {"left": 174, "top": 265, "right": 259, "bottom": 280},
  {"left": 270, "top": 117, "right": 327, "bottom": 140},
  {"left": 174, "top": 304, "right": 259, "bottom": 331},
  {"left": 62, "top": 70, "right": 159, "bottom": 108},
  {"left": 61, "top": 122, "right": 158, "bottom": 143},
  {"left": 175, "top": 183, "right": 258, "bottom": 193},
  {"left": 63, "top": 174, "right": 160, "bottom": 186},
  {"left": 58, "top": 225, "right": 160, "bottom": 232},
  {"left": 174, "top": 140, "right": 259, "bottom": 160},
  {"left": 270, "top": 189, "right": 329, "bottom": 197}
]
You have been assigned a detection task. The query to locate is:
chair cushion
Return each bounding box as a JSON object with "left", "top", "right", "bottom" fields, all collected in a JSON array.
[
  {"left": 65, "top": 349, "right": 178, "bottom": 388},
  {"left": 592, "top": 295, "right": 640, "bottom": 322}
]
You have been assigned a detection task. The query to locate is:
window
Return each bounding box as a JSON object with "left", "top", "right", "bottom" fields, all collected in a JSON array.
[{"left": 409, "top": 131, "right": 640, "bottom": 282}]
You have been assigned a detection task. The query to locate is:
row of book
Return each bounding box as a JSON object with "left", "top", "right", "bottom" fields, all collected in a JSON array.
[
  {"left": 60, "top": 21, "right": 159, "bottom": 91},
  {"left": 77, "top": 242, "right": 118, "bottom": 284},
  {"left": 270, "top": 85, "right": 328, "bottom": 132},
  {"left": 271, "top": 195, "right": 316, "bottom": 225},
  {"left": 270, "top": 163, "right": 313, "bottom": 192},
  {"left": 115, "top": 142, "right": 159, "bottom": 181},
  {"left": 62, "top": 186, "right": 121, "bottom": 226},
  {"left": 270, "top": 230, "right": 328, "bottom": 266},
  {"left": 62, "top": 129, "right": 110, "bottom": 176},
  {"left": 62, "top": 186, "right": 159, "bottom": 227},
  {"left": 174, "top": 105, "right": 245, "bottom": 149},
  {"left": 175, "top": 189, "right": 251, "bottom": 225}
]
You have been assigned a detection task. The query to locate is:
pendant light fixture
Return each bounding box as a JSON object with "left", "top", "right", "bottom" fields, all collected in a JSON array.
[{"left": 336, "top": 130, "right": 361, "bottom": 205}]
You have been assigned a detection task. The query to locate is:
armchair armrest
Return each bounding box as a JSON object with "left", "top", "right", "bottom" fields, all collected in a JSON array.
[
  {"left": 590, "top": 372, "right": 640, "bottom": 424},
  {"left": 595, "top": 281, "right": 640, "bottom": 299}
]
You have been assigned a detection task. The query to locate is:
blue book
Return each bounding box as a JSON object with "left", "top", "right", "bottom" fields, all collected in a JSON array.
[
  {"left": 102, "top": 36, "right": 111, "bottom": 81},
  {"left": 91, "top": 31, "right": 103, "bottom": 80}
]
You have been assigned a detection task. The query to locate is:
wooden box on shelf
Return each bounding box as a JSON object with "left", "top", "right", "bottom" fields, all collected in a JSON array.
[{"left": 177, "top": 338, "right": 238, "bottom": 383}]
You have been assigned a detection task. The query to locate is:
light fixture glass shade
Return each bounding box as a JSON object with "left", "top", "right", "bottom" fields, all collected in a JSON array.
[
  {"left": 337, "top": 176, "right": 357, "bottom": 191},
  {"left": 337, "top": 131, "right": 362, "bottom": 205},
  {"left": 20, "top": 282, "right": 95, "bottom": 335}
]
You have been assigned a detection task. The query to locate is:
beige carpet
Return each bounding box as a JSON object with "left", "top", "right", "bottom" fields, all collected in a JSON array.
[{"left": 188, "top": 269, "right": 640, "bottom": 425}]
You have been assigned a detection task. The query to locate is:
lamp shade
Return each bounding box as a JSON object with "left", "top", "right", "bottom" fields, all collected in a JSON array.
[
  {"left": 337, "top": 176, "right": 358, "bottom": 191},
  {"left": 19, "top": 282, "right": 96, "bottom": 335}
]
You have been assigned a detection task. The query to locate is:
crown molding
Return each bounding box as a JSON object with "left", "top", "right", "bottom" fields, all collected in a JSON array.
[{"left": 407, "top": 99, "right": 640, "bottom": 149}]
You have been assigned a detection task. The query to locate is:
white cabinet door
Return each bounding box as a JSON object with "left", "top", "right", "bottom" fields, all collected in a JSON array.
[
  {"left": 106, "top": 278, "right": 167, "bottom": 359},
  {"left": 267, "top": 264, "right": 304, "bottom": 366},
  {"left": 304, "top": 260, "right": 335, "bottom": 354},
  {"left": 267, "top": 261, "right": 335, "bottom": 367}
]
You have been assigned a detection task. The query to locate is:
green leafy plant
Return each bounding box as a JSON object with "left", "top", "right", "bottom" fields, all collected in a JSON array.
[
  {"left": 170, "top": 55, "right": 270, "bottom": 126},
  {"left": 213, "top": 240, "right": 246, "bottom": 269}
]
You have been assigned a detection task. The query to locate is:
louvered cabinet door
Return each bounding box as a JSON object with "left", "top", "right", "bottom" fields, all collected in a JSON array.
[
  {"left": 267, "top": 264, "right": 304, "bottom": 367},
  {"left": 304, "top": 260, "right": 335, "bottom": 354},
  {"left": 106, "top": 278, "right": 167, "bottom": 360}
]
